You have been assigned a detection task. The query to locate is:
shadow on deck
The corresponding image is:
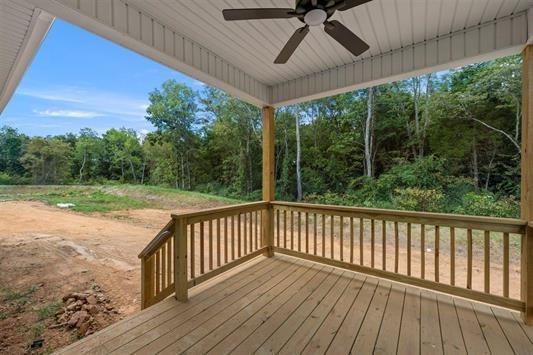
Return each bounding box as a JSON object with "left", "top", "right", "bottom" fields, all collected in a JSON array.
[{"left": 56, "top": 254, "right": 533, "bottom": 354}]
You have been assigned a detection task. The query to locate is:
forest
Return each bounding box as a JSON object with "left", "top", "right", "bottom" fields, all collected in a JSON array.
[{"left": 0, "top": 55, "right": 522, "bottom": 218}]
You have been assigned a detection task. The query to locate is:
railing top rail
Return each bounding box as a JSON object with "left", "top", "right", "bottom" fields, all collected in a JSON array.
[
  {"left": 171, "top": 201, "right": 269, "bottom": 224},
  {"left": 272, "top": 201, "right": 526, "bottom": 233},
  {"left": 138, "top": 219, "right": 174, "bottom": 259}
]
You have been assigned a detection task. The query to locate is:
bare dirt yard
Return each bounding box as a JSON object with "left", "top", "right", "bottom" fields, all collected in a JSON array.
[{"left": 0, "top": 185, "right": 236, "bottom": 354}]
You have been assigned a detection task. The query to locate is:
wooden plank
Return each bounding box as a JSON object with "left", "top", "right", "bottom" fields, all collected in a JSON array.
[
  {"left": 276, "top": 209, "right": 280, "bottom": 247},
  {"left": 473, "top": 302, "right": 514, "bottom": 355},
  {"left": 172, "top": 263, "right": 323, "bottom": 354},
  {"left": 340, "top": 216, "right": 344, "bottom": 261},
  {"left": 291, "top": 211, "right": 294, "bottom": 250},
  {"left": 231, "top": 215, "right": 235, "bottom": 261},
  {"left": 421, "top": 224, "right": 425, "bottom": 279},
  {"left": 351, "top": 281, "right": 392, "bottom": 353},
  {"left": 200, "top": 221, "right": 205, "bottom": 274},
  {"left": 437, "top": 293, "right": 467, "bottom": 354},
  {"left": 450, "top": 227, "right": 455, "bottom": 285},
  {"left": 273, "top": 247, "right": 525, "bottom": 311},
  {"left": 435, "top": 225, "right": 440, "bottom": 282},
  {"left": 298, "top": 211, "right": 302, "bottom": 252},
  {"left": 313, "top": 213, "right": 317, "bottom": 255},
  {"left": 522, "top": 224, "right": 533, "bottom": 323},
  {"left": 161, "top": 244, "right": 167, "bottom": 290},
  {"left": 223, "top": 217, "right": 228, "bottom": 264},
  {"left": 503, "top": 232, "right": 509, "bottom": 297},
  {"left": 397, "top": 287, "right": 420, "bottom": 355},
  {"left": 330, "top": 215, "right": 334, "bottom": 259},
  {"left": 371, "top": 219, "right": 375, "bottom": 267},
  {"left": 467, "top": 229, "right": 472, "bottom": 289},
  {"left": 156, "top": 249, "right": 161, "bottom": 294},
  {"left": 305, "top": 212, "right": 309, "bottom": 254},
  {"left": 407, "top": 222, "right": 411, "bottom": 276},
  {"left": 120, "top": 259, "right": 301, "bottom": 354},
  {"left": 175, "top": 217, "right": 188, "bottom": 302},
  {"left": 420, "top": 290, "right": 443, "bottom": 354},
  {"left": 177, "top": 202, "right": 268, "bottom": 224},
  {"left": 275, "top": 273, "right": 364, "bottom": 355},
  {"left": 249, "top": 212, "right": 253, "bottom": 252},
  {"left": 209, "top": 220, "right": 213, "bottom": 270},
  {"left": 350, "top": 217, "right": 354, "bottom": 263},
  {"left": 382, "top": 220, "right": 386, "bottom": 270},
  {"left": 394, "top": 221, "right": 399, "bottom": 273},
  {"left": 322, "top": 277, "right": 378, "bottom": 354},
  {"left": 243, "top": 213, "right": 248, "bottom": 254},
  {"left": 283, "top": 210, "right": 287, "bottom": 249},
  {"left": 190, "top": 223, "right": 195, "bottom": 279},
  {"left": 493, "top": 306, "right": 533, "bottom": 354},
  {"left": 374, "top": 284, "right": 405, "bottom": 355},
  {"left": 484, "top": 230, "right": 490, "bottom": 293},
  {"left": 238, "top": 213, "right": 242, "bottom": 258},
  {"left": 454, "top": 298, "right": 490, "bottom": 354},
  {"left": 221, "top": 266, "right": 336, "bottom": 354}
]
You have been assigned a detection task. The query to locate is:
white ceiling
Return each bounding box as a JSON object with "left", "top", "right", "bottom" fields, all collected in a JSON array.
[
  {"left": 129, "top": 0, "right": 532, "bottom": 86},
  {"left": 0, "top": 0, "right": 532, "bottom": 108}
]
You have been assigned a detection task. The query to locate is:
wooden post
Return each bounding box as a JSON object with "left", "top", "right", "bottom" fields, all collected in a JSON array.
[
  {"left": 140, "top": 256, "right": 153, "bottom": 309},
  {"left": 262, "top": 106, "right": 275, "bottom": 257},
  {"left": 174, "top": 216, "right": 188, "bottom": 302},
  {"left": 521, "top": 44, "right": 533, "bottom": 324}
]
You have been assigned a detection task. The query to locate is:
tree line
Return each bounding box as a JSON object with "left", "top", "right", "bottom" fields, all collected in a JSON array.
[{"left": 0, "top": 55, "right": 522, "bottom": 217}]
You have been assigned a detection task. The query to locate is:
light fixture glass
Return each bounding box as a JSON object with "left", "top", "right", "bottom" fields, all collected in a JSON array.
[{"left": 304, "top": 9, "right": 327, "bottom": 26}]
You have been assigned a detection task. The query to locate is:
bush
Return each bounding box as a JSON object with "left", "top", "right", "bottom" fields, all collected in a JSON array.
[
  {"left": 392, "top": 188, "right": 444, "bottom": 212},
  {"left": 454, "top": 192, "right": 519, "bottom": 218}
]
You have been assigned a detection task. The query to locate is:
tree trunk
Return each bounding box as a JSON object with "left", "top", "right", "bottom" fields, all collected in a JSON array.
[
  {"left": 485, "top": 148, "right": 496, "bottom": 191},
  {"left": 295, "top": 113, "right": 303, "bottom": 201},
  {"left": 128, "top": 158, "right": 137, "bottom": 183},
  {"left": 79, "top": 150, "right": 87, "bottom": 183},
  {"left": 472, "top": 133, "right": 479, "bottom": 190},
  {"left": 364, "top": 87, "right": 374, "bottom": 177}
]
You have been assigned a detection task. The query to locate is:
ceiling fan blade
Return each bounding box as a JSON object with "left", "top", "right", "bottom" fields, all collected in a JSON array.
[
  {"left": 222, "top": 8, "right": 296, "bottom": 21},
  {"left": 324, "top": 20, "right": 369, "bottom": 57},
  {"left": 338, "top": 0, "right": 373, "bottom": 11},
  {"left": 275, "top": 26, "right": 309, "bottom": 64}
]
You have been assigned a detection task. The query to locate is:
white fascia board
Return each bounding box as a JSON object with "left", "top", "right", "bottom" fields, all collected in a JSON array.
[
  {"left": 0, "top": 9, "right": 54, "bottom": 114},
  {"left": 25, "top": 0, "right": 271, "bottom": 107},
  {"left": 271, "top": 11, "right": 531, "bottom": 107}
]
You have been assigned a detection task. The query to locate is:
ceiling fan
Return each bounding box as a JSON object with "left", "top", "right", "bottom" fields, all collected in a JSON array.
[{"left": 222, "top": 0, "right": 372, "bottom": 64}]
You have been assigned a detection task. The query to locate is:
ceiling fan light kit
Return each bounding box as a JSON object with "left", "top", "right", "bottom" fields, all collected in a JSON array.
[{"left": 222, "top": 0, "right": 372, "bottom": 64}]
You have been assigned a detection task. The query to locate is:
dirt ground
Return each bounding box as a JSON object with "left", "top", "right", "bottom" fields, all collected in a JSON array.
[{"left": 0, "top": 201, "right": 186, "bottom": 354}]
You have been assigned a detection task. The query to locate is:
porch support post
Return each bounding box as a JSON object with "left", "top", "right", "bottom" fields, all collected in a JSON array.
[
  {"left": 174, "top": 216, "right": 188, "bottom": 302},
  {"left": 262, "top": 106, "right": 275, "bottom": 257},
  {"left": 521, "top": 44, "right": 533, "bottom": 324}
]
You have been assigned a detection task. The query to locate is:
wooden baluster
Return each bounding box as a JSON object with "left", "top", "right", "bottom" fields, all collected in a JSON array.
[
  {"left": 313, "top": 213, "right": 317, "bottom": 255},
  {"left": 330, "top": 215, "right": 335, "bottom": 259},
  {"left": 360, "top": 218, "right": 364, "bottom": 265},
  {"left": 450, "top": 227, "right": 455, "bottom": 286},
  {"left": 155, "top": 250, "right": 161, "bottom": 293},
  {"left": 484, "top": 230, "right": 490, "bottom": 293},
  {"left": 168, "top": 239, "right": 173, "bottom": 286},
  {"left": 217, "top": 219, "right": 221, "bottom": 267},
  {"left": 190, "top": 223, "right": 195, "bottom": 279},
  {"left": 283, "top": 210, "right": 287, "bottom": 249},
  {"left": 276, "top": 209, "right": 280, "bottom": 247},
  {"left": 174, "top": 217, "right": 188, "bottom": 302},
  {"left": 161, "top": 243, "right": 166, "bottom": 290},
  {"left": 435, "top": 226, "right": 440, "bottom": 283},
  {"left": 224, "top": 217, "right": 228, "bottom": 264},
  {"left": 255, "top": 210, "right": 259, "bottom": 250},
  {"left": 503, "top": 232, "right": 509, "bottom": 297},
  {"left": 298, "top": 211, "right": 302, "bottom": 252},
  {"left": 200, "top": 221, "right": 205, "bottom": 274},
  {"left": 421, "top": 224, "right": 425, "bottom": 279},
  {"left": 467, "top": 229, "right": 473, "bottom": 289},
  {"left": 249, "top": 212, "right": 253, "bottom": 252},
  {"left": 243, "top": 213, "right": 247, "bottom": 255},
  {"left": 407, "top": 222, "right": 411, "bottom": 276},
  {"left": 322, "top": 214, "right": 326, "bottom": 257},
  {"left": 371, "top": 219, "right": 375, "bottom": 268},
  {"left": 382, "top": 220, "right": 386, "bottom": 270},
  {"left": 340, "top": 216, "right": 344, "bottom": 261},
  {"left": 238, "top": 213, "right": 242, "bottom": 258},
  {"left": 394, "top": 222, "right": 399, "bottom": 273},
  {"left": 350, "top": 217, "right": 354, "bottom": 264},
  {"left": 209, "top": 220, "right": 213, "bottom": 270},
  {"left": 305, "top": 212, "right": 309, "bottom": 254},
  {"left": 231, "top": 215, "right": 235, "bottom": 261},
  {"left": 291, "top": 211, "right": 294, "bottom": 250}
]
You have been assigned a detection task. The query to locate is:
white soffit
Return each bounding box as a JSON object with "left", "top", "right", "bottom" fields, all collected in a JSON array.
[
  {"left": 6, "top": 0, "right": 533, "bottom": 108},
  {"left": 0, "top": 0, "right": 53, "bottom": 113}
]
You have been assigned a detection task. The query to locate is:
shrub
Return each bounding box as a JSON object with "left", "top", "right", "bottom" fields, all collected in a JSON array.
[
  {"left": 454, "top": 192, "right": 519, "bottom": 218},
  {"left": 392, "top": 188, "right": 444, "bottom": 212}
]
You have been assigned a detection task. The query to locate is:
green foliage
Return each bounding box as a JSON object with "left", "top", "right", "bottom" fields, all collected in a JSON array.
[
  {"left": 393, "top": 188, "right": 444, "bottom": 212},
  {"left": 455, "top": 192, "right": 520, "bottom": 218},
  {"left": 37, "top": 302, "right": 61, "bottom": 320}
]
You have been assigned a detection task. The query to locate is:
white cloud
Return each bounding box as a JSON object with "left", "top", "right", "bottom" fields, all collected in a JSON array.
[
  {"left": 33, "top": 109, "right": 104, "bottom": 118},
  {"left": 18, "top": 85, "right": 149, "bottom": 120}
]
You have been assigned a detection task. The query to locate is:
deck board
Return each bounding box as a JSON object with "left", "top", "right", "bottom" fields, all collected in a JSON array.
[{"left": 57, "top": 254, "right": 533, "bottom": 355}]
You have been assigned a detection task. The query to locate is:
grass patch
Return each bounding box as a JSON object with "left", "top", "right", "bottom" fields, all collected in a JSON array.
[
  {"left": 32, "top": 322, "right": 44, "bottom": 338},
  {"left": 37, "top": 302, "right": 61, "bottom": 320}
]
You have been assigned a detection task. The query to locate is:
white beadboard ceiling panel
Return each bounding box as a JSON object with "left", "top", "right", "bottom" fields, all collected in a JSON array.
[
  {"left": 0, "top": 0, "right": 53, "bottom": 113},
  {"left": 2, "top": 0, "right": 533, "bottom": 108}
]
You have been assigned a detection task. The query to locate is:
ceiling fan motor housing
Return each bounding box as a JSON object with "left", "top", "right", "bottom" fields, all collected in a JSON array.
[{"left": 295, "top": 0, "right": 337, "bottom": 24}]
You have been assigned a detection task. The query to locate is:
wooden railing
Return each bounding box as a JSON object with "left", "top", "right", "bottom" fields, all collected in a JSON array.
[
  {"left": 139, "top": 200, "right": 533, "bottom": 320},
  {"left": 271, "top": 201, "right": 527, "bottom": 311},
  {"left": 139, "top": 201, "right": 269, "bottom": 308}
]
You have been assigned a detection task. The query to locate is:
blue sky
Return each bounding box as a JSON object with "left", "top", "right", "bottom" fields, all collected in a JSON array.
[{"left": 0, "top": 19, "right": 205, "bottom": 137}]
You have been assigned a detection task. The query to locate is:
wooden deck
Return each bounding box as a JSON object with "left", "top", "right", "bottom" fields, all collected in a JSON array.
[{"left": 57, "top": 255, "right": 533, "bottom": 355}]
